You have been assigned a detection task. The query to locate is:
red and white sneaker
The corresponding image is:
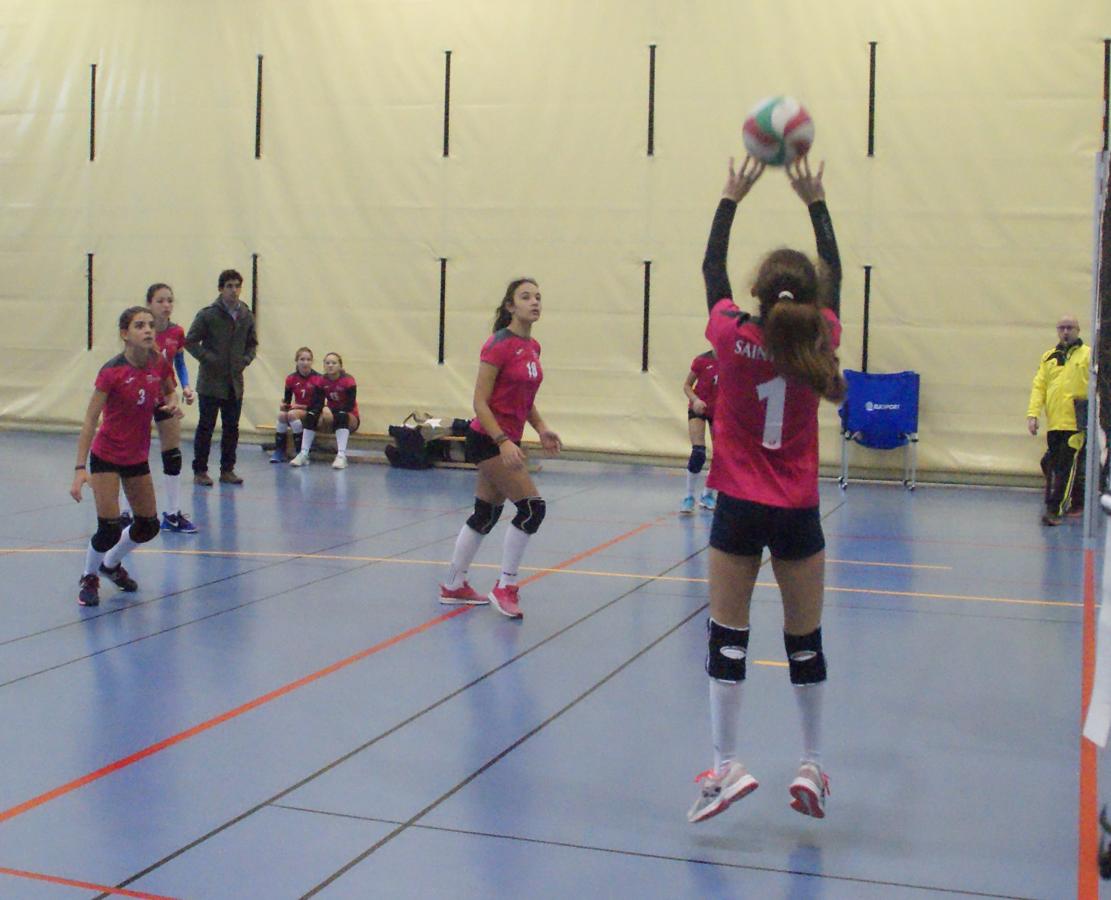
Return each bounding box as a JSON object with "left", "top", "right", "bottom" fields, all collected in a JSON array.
[
  {"left": 687, "top": 761, "right": 759, "bottom": 823},
  {"left": 439, "top": 581, "right": 489, "bottom": 606},
  {"left": 489, "top": 581, "right": 523, "bottom": 619},
  {"left": 789, "top": 761, "right": 829, "bottom": 819}
]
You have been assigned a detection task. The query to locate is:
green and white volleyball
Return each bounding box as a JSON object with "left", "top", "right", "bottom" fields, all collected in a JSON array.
[{"left": 742, "top": 96, "right": 814, "bottom": 166}]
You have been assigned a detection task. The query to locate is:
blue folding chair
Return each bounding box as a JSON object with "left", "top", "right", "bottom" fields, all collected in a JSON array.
[{"left": 838, "top": 370, "right": 920, "bottom": 490}]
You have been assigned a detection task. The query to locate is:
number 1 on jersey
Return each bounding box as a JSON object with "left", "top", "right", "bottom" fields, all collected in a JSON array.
[{"left": 756, "top": 376, "right": 785, "bottom": 449}]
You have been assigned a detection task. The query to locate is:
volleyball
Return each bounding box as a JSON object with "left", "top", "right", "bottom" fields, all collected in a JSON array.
[{"left": 742, "top": 96, "right": 814, "bottom": 166}]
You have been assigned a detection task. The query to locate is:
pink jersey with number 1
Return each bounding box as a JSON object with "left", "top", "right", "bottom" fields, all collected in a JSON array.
[{"left": 705, "top": 297, "right": 841, "bottom": 509}]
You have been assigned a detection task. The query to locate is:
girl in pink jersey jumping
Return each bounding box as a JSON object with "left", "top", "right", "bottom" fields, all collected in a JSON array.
[
  {"left": 688, "top": 155, "right": 845, "bottom": 825},
  {"left": 71, "top": 307, "right": 180, "bottom": 607},
  {"left": 440, "top": 278, "right": 562, "bottom": 619}
]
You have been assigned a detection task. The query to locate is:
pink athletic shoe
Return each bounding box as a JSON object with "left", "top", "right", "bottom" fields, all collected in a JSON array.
[
  {"left": 439, "top": 581, "right": 489, "bottom": 606},
  {"left": 789, "top": 761, "right": 830, "bottom": 819},
  {"left": 489, "top": 581, "right": 523, "bottom": 619}
]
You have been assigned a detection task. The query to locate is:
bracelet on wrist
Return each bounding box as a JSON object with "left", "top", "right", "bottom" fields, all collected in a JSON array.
[
  {"left": 493, "top": 434, "right": 509, "bottom": 446},
  {"left": 74, "top": 464, "right": 86, "bottom": 471}
]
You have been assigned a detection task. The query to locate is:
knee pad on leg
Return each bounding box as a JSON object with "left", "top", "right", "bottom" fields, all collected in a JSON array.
[
  {"left": 303, "top": 409, "right": 321, "bottom": 431},
  {"left": 785, "top": 627, "right": 827, "bottom": 685},
  {"left": 92, "top": 518, "right": 122, "bottom": 552},
  {"left": 705, "top": 618, "right": 749, "bottom": 682},
  {"left": 688, "top": 445, "right": 707, "bottom": 474},
  {"left": 466, "top": 498, "right": 504, "bottom": 535},
  {"left": 130, "top": 516, "right": 161, "bottom": 544},
  {"left": 161, "top": 447, "right": 182, "bottom": 476},
  {"left": 332, "top": 410, "right": 350, "bottom": 430},
  {"left": 512, "top": 497, "right": 546, "bottom": 534}
]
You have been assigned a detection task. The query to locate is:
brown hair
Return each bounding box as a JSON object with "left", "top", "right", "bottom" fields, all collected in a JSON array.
[
  {"left": 145, "top": 283, "right": 172, "bottom": 304},
  {"left": 323, "top": 352, "right": 345, "bottom": 378},
  {"left": 492, "top": 278, "right": 538, "bottom": 332},
  {"left": 754, "top": 249, "right": 845, "bottom": 403},
  {"left": 118, "top": 306, "right": 153, "bottom": 332},
  {"left": 294, "top": 346, "right": 313, "bottom": 362}
]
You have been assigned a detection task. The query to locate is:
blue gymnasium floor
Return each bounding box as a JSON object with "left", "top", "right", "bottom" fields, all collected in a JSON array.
[{"left": 0, "top": 429, "right": 1095, "bottom": 898}]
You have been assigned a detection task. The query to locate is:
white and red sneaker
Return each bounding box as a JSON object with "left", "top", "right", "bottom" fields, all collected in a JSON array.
[
  {"left": 489, "top": 581, "right": 523, "bottom": 619},
  {"left": 439, "top": 581, "right": 489, "bottom": 606},
  {"left": 687, "top": 761, "right": 759, "bottom": 823},
  {"left": 788, "top": 761, "right": 829, "bottom": 819}
]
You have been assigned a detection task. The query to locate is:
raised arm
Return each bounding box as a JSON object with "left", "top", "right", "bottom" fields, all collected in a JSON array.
[
  {"left": 703, "top": 156, "right": 765, "bottom": 313},
  {"left": 788, "top": 157, "right": 841, "bottom": 318}
]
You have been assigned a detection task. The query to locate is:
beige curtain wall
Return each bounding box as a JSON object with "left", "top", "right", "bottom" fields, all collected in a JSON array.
[{"left": 1, "top": 0, "right": 1108, "bottom": 476}]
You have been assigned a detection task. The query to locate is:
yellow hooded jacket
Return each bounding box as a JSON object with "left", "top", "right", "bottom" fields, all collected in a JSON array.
[{"left": 1027, "top": 340, "right": 1090, "bottom": 432}]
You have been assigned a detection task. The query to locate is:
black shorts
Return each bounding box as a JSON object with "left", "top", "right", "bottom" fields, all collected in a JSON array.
[
  {"left": 89, "top": 452, "right": 151, "bottom": 479},
  {"left": 687, "top": 409, "right": 713, "bottom": 425},
  {"left": 709, "top": 492, "right": 825, "bottom": 561},
  {"left": 153, "top": 406, "right": 175, "bottom": 423},
  {"left": 465, "top": 428, "right": 518, "bottom": 465}
]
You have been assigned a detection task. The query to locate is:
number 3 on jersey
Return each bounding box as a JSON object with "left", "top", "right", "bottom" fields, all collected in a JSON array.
[{"left": 756, "top": 376, "right": 785, "bottom": 449}]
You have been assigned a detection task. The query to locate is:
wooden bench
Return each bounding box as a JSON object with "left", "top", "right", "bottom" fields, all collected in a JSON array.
[{"left": 256, "top": 425, "right": 541, "bottom": 471}]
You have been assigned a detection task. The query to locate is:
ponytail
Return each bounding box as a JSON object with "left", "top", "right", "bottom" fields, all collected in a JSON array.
[
  {"left": 764, "top": 302, "right": 846, "bottom": 403},
  {"left": 754, "top": 248, "right": 843, "bottom": 403}
]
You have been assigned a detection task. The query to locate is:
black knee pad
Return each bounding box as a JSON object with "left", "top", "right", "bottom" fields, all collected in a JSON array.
[
  {"left": 688, "top": 445, "right": 707, "bottom": 474},
  {"left": 303, "top": 409, "right": 321, "bottom": 430},
  {"left": 161, "top": 447, "right": 183, "bottom": 476},
  {"left": 466, "top": 498, "right": 504, "bottom": 535},
  {"left": 130, "top": 516, "right": 161, "bottom": 544},
  {"left": 512, "top": 497, "right": 546, "bottom": 534},
  {"left": 333, "top": 410, "right": 350, "bottom": 430},
  {"left": 705, "top": 618, "right": 749, "bottom": 682},
  {"left": 92, "top": 517, "right": 122, "bottom": 552},
  {"left": 785, "top": 627, "right": 827, "bottom": 685}
]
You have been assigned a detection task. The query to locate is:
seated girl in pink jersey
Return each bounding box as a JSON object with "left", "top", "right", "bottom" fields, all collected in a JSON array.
[
  {"left": 439, "top": 277, "right": 562, "bottom": 619},
  {"left": 289, "top": 352, "right": 360, "bottom": 470},
  {"left": 70, "top": 306, "right": 180, "bottom": 607},
  {"left": 687, "top": 156, "right": 845, "bottom": 825},
  {"left": 680, "top": 348, "right": 719, "bottom": 514},
  {"left": 270, "top": 347, "right": 318, "bottom": 463}
]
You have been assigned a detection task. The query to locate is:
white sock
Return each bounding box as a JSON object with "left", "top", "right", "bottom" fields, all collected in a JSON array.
[
  {"left": 102, "top": 526, "right": 139, "bottom": 569},
  {"left": 300, "top": 429, "right": 316, "bottom": 454},
  {"left": 84, "top": 542, "right": 105, "bottom": 576},
  {"left": 446, "top": 524, "right": 484, "bottom": 588},
  {"left": 710, "top": 677, "right": 744, "bottom": 772},
  {"left": 500, "top": 525, "right": 531, "bottom": 586},
  {"left": 164, "top": 473, "right": 180, "bottom": 517},
  {"left": 686, "top": 471, "right": 699, "bottom": 497},
  {"left": 794, "top": 683, "right": 824, "bottom": 766},
  {"left": 290, "top": 419, "right": 304, "bottom": 435},
  {"left": 276, "top": 419, "right": 289, "bottom": 434},
  {"left": 335, "top": 428, "right": 350, "bottom": 455}
]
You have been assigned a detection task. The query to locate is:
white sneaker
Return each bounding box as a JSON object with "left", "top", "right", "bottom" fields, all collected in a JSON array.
[
  {"left": 788, "top": 761, "right": 829, "bottom": 819},
  {"left": 687, "top": 761, "right": 758, "bottom": 823},
  {"left": 289, "top": 451, "right": 310, "bottom": 467},
  {"left": 332, "top": 453, "right": 347, "bottom": 470}
]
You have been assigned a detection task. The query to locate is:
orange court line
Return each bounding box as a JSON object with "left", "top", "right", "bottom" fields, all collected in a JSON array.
[
  {"left": 0, "top": 866, "right": 177, "bottom": 899},
  {"left": 1079, "top": 549, "right": 1098, "bottom": 899},
  {"left": 0, "top": 518, "right": 662, "bottom": 826}
]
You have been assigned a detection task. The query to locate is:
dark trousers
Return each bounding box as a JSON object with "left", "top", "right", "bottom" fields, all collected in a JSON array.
[
  {"left": 193, "top": 394, "right": 243, "bottom": 474},
  {"left": 1041, "top": 429, "right": 1086, "bottom": 516}
]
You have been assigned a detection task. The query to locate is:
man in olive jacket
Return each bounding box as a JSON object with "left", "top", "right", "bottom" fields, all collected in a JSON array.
[{"left": 185, "top": 269, "right": 258, "bottom": 486}]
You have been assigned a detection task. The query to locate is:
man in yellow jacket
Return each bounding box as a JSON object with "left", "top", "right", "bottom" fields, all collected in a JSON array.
[{"left": 1027, "top": 315, "right": 1090, "bottom": 525}]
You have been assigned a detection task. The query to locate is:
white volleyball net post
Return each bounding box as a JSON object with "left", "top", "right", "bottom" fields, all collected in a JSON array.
[{"left": 1083, "top": 148, "right": 1110, "bottom": 747}]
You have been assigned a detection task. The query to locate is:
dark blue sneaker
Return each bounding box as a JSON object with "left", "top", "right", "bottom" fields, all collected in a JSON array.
[
  {"left": 162, "top": 512, "right": 198, "bottom": 534},
  {"left": 100, "top": 563, "right": 138, "bottom": 592}
]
